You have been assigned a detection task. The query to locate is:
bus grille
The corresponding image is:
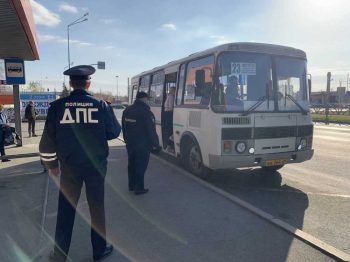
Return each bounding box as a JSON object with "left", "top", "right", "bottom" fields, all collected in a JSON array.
[
  {"left": 222, "top": 125, "right": 313, "bottom": 140},
  {"left": 255, "top": 126, "right": 297, "bottom": 139},
  {"left": 222, "top": 117, "right": 251, "bottom": 125}
]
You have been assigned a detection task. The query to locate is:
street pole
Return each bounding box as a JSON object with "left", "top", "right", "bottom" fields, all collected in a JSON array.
[
  {"left": 13, "top": 84, "right": 22, "bottom": 146},
  {"left": 67, "top": 25, "right": 70, "bottom": 69},
  {"left": 67, "top": 13, "right": 89, "bottom": 69},
  {"left": 326, "top": 72, "right": 331, "bottom": 125},
  {"left": 116, "top": 75, "right": 119, "bottom": 101},
  {"left": 127, "top": 77, "right": 130, "bottom": 104}
]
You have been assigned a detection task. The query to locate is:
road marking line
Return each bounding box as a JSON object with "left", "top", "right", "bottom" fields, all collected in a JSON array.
[
  {"left": 0, "top": 170, "right": 44, "bottom": 180},
  {"left": 285, "top": 165, "right": 350, "bottom": 185},
  {"left": 315, "top": 125, "right": 350, "bottom": 131},
  {"left": 221, "top": 184, "right": 350, "bottom": 199}
]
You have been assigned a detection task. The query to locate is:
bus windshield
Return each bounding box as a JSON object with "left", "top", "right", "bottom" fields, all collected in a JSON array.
[
  {"left": 275, "top": 57, "right": 309, "bottom": 112},
  {"left": 212, "top": 52, "right": 309, "bottom": 113}
]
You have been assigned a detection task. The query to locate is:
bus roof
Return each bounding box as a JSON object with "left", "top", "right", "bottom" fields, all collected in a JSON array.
[{"left": 131, "top": 42, "right": 307, "bottom": 80}]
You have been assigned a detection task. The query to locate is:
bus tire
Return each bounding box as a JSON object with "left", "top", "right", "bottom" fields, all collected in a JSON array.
[
  {"left": 183, "top": 139, "right": 207, "bottom": 178},
  {"left": 262, "top": 165, "right": 284, "bottom": 172}
]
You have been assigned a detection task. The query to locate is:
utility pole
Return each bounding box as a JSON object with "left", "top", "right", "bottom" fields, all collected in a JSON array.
[
  {"left": 127, "top": 77, "right": 130, "bottom": 104},
  {"left": 325, "top": 72, "right": 331, "bottom": 125},
  {"left": 115, "top": 75, "right": 119, "bottom": 101}
]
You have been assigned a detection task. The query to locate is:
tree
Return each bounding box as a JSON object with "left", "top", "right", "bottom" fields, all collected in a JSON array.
[
  {"left": 92, "top": 90, "right": 113, "bottom": 102},
  {"left": 60, "top": 82, "right": 70, "bottom": 98},
  {"left": 27, "top": 81, "right": 43, "bottom": 92}
]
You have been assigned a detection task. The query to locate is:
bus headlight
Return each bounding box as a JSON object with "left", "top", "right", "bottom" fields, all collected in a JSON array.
[
  {"left": 223, "top": 141, "right": 233, "bottom": 153},
  {"left": 298, "top": 138, "right": 307, "bottom": 150},
  {"left": 235, "top": 141, "right": 246, "bottom": 153}
]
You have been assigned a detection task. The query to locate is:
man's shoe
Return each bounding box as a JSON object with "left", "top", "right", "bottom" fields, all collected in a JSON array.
[
  {"left": 134, "top": 189, "right": 149, "bottom": 195},
  {"left": 1, "top": 158, "right": 11, "bottom": 162},
  {"left": 32, "top": 134, "right": 38, "bottom": 137},
  {"left": 49, "top": 250, "right": 66, "bottom": 262},
  {"left": 94, "top": 245, "right": 114, "bottom": 261}
]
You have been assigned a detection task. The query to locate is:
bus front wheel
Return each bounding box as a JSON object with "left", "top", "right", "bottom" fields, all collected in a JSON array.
[{"left": 183, "top": 140, "right": 207, "bottom": 178}]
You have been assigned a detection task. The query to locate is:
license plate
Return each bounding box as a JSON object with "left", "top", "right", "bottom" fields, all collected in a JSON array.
[{"left": 265, "top": 159, "right": 288, "bottom": 166}]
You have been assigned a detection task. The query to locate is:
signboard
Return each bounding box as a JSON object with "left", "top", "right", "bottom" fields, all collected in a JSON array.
[
  {"left": 230, "top": 63, "right": 256, "bottom": 75},
  {"left": 5, "top": 58, "right": 26, "bottom": 85},
  {"left": 20, "top": 92, "right": 57, "bottom": 118},
  {"left": 97, "top": 61, "right": 105, "bottom": 69}
]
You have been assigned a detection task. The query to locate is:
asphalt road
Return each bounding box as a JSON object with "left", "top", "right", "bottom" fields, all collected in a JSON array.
[
  {"left": 2, "top": 117, "right": 349, "bottom": 258},
  {"left": 205, "top": 123, "right": 350, "bottom": 253}
]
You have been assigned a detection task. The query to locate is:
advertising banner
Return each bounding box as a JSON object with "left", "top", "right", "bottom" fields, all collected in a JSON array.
[{"left": 20, "top": 92, "right": 58, "bottom": 118}]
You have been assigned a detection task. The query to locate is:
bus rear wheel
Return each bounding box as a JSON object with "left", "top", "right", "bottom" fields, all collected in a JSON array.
[
  {"left": 183, "top": 140, "right": 207, "bottom": 178},
  {"left": 262, "top": 165, "right": 284, "bottom": 172}
]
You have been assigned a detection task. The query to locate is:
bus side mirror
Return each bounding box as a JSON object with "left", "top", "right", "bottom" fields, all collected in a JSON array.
[{"left": 195, "top": 69, "right": 205, "bottom": 96}]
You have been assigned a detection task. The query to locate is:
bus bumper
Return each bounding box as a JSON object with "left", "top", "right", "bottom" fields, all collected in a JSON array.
[{"left": 208, "top": 149, "right": 314, "bottom": 170}]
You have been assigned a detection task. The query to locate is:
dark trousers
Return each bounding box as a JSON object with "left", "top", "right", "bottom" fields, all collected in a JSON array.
[
  {"left": 126, "top": 146, "right": 150, "bottom": 191},
  {"left": 54, "top": 164, "right": 107, "bottom": 258},
  {"left": 28, "top": 118, "right": 35, "bottom": 135},
  {"left": 163, "top": 111, "right": 173, "bottom": 147}
]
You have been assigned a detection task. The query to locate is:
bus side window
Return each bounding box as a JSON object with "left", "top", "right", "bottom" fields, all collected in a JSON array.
[
  {"left": 150, "top": 71, "right": 164, "bottom": 106},
  {"left": 131, "top": 85, "right": 138, "bottom": 102},
  {"left": 139, "top": 75, "right": 151, "bottom": 94},
  {"left": 184, "top": 55, "right": 214, "bottom": 106},
  {"left": 176, "top": 64, "right": 186, "bottom": 105}
]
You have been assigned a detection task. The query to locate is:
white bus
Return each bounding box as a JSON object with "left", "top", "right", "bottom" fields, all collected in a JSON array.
[{"left": 129, "top": 43, "right": 314, "bottom": 176}]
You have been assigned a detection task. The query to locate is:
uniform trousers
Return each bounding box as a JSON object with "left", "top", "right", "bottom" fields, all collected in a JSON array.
[
  {"left": 126, "top": 146, "right": 150, "bottom": 191},
  {"left": 163, "top": 111, "right": 173, "bottom": 148},
  {"left": 54, "top": 163, "right": 107, "bottom": 258}
]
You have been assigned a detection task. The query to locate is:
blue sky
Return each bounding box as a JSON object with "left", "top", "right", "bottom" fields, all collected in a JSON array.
[{"left": 25, "top": 0, "right": 350, "bottom": 95}]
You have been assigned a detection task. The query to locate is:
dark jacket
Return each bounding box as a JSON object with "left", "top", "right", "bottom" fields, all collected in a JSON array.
[
  {"left": 25, "top": 104, "right": 37, "bottom": 120},
  {"left": 122, "top": 99, "right": 159, "bottom": 151},
  {"left": 39, "top": 89, "right": 121, "bottom": 170}
]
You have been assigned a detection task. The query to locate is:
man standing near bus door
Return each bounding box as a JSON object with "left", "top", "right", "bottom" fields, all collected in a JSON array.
[
  {"left": 164, "top": 86, "right": 175, "bottom": 153},
  {"left": 39, "top": 65, "right": 121, "bottom": 262},
  {"left": 122, "top": 91, "right": 161, "bottom": 195}
]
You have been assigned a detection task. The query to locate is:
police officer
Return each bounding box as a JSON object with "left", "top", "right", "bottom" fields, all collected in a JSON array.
[
  {"left": 39, "top": 65, "right": 121, "bottom": 261},
  {"left": 122, "top": 91, "right": 161, "bottom": 195}
]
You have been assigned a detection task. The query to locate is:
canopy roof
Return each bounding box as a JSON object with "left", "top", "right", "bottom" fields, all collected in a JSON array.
[{"left": 0, "top": 0, "right": 39, "bottom": 61}]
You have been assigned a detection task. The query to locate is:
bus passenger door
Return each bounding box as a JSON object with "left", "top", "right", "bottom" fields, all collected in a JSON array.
[
  {"left": 149, "top": 72, "right": 165, "bottom": 149},
  {"left": 162, "top": 72, "right": 177, "bottom": 153}
]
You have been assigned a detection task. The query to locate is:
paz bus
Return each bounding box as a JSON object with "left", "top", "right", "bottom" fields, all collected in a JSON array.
[{"left": 129, "top": 43, "right": 314, "bottom": 176}]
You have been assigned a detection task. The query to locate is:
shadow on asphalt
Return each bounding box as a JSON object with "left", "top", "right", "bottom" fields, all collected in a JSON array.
[
  {"left": 158, "top": 152, "right": 309, "bottom": 232},
  {"left": 0, "top": 160, "right": 44, "bottom": 177},
  {"left": 206, "top": 168, "right": 309, "bottom": 230}
]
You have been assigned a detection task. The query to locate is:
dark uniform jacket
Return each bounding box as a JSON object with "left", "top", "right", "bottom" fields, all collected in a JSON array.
[
  {"left": 122, "top": 99, "right": 159, "bottom": 151},
  {"left": 39, "top": 89, "right": 121, "bottom": 170}
]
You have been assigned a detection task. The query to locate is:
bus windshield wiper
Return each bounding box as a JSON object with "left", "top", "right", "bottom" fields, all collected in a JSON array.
[
  {"left": 241, "top": 96, "right": 267, "bottom": 116},
  {"left": 285, "top": 94, "right": 308, "bottom": 115}
]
